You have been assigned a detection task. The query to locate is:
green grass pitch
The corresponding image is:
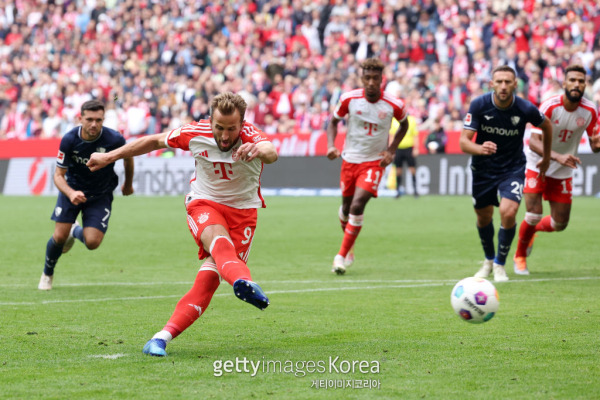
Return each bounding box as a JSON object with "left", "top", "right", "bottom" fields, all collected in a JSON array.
[{"left": 1, "top": 195, "right": 599, "bottom": 399}]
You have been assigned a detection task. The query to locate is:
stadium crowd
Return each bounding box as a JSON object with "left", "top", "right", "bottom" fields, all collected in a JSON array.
[{"left": 0, "top": 0, "right": 599, "bottom": 142}]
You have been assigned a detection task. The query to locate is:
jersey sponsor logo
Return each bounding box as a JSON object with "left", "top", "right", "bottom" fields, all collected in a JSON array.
[
  {"left": 576, "top": 117, "right": 586, "bottom": 127},
  {"left": 57, "top": 150, "right": 65, "bottom": 163},
  {"left": 197, "top": 212, "right": 210, "bottom": 224},
  {"left": 72, "top": 155, "right": 90, "bottom": 165},
  {"left": 464, "top": 113, "right": 472, "bottom": 125},
  {"left": 511, "top": 116, "right": 520, "bottom": 126},
  {"left": 252, "top": 136, "right": 261, "bottom": 143},
  {"left": 96, "top": 147, "right": 106, "bottom": 153},
  {"left": 213, "top": 162, "right": 233, "bottom": 180},
  {"left": 484, "top": 115, "right": 494, "bottom": 120},
  {"left": 480, "top": 124, "right": 520, "bottom": 136},
  {"left": 197, "top": 150, "right": 209, "bottom": 158}
]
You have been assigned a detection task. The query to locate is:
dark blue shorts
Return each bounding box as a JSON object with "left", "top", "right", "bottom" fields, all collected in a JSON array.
[
  {"left": 50, "top": 192, "right": 114, "bottom": 233},
  {"left": 472, "top": 168, "right": 525, "bottom": 209}
]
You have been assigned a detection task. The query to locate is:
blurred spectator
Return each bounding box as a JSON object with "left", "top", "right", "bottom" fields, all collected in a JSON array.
[
  {"left": 0, "top": 0, "right": 598, "bottom": 145},
  {"left": 424, "top": 120, "right": 447, "bottom": 154}
]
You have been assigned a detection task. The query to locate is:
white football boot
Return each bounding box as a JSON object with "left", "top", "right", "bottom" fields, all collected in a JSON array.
[
  {"left": 38, "top": 273, "right": 53, "bottom": 290},
  {"left": 492, "top": 263, "right": 509, "bottom": 282},
  {"left": 474, "top": 259, "right": 493, "bottom": 278},
  {"left": 332, "top": 255, "right": 346, "bottom": 275}
]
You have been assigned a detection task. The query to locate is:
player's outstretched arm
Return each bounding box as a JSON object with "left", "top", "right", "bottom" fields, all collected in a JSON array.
[{"left": 87, "top": 132, "right": 168, "bottom": 172}]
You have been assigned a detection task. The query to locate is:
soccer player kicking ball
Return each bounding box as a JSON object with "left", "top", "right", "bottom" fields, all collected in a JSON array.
[
  {"left": 87, "top": 93, "right": 278, "bottom": 357},
  {"left": 460, "top": 65, "right": 553, "bottom": 282},
  {"left": 327, "top": 58, "right": 409, "bottom": 274},
  {"left": 514, "top": 65, "right": 600, "bottom": 275},
  {"left": 38, "top": 100, "right": 134, "bottom": 290}
]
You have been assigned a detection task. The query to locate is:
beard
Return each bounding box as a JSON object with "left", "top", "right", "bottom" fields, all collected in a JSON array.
[{"left": 565, "top": 89, "right": 583, "bottom": 103}]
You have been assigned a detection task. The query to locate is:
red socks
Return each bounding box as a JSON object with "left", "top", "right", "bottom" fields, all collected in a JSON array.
[
  {"left": 515, "top": 221, "right": 537, "bottom": 257},
  {"left": 210, "top": 236, "right": 251, "bottom": 285},
  {"left": 163, "top": 264, "right": 220, "bottom": 339},
  {"left": 535, "top": 215, "right": 556, "bottom": 232},
  {"left": 338, "top": 214, "right": 363, "bottom": 258}
]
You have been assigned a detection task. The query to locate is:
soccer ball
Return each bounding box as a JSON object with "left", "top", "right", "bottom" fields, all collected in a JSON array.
[{"left": 451, "top": 277, "right": 499, "bottom": 323}]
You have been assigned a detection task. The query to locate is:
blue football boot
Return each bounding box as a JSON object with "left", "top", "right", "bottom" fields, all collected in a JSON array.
[
  {"left": 142, "top": 338, "right": 167, "bottom": 357},
  {"left": 233, "top": 279, "right": 269, "bottom": 310}
]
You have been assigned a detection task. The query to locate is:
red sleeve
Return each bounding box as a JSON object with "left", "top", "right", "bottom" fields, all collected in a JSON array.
[
  {"left": 334, "top": 96, "right": 351, "bottom": 119},
  {"left": 240, "top": 122, "right": 269, "bottom": 144},
  {"left": 166, "top": 124, "right": 197, "bottom": 150},
  {"left": 394, "top": 102, "right": 407, "bottom": 122}
]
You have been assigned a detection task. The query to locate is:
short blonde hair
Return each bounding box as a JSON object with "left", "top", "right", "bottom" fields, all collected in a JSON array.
[
  {"left": 210, "top": 92, "right": 247, "bottom": 122},
  {"left": 360, "top": 58, "right": 385, "bottom": 73}
]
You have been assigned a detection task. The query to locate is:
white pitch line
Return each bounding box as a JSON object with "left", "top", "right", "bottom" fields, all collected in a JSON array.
[
  {"left": 89, "top": 353, "right": 127, "bottom": 359},
  {"left": 1, "top": 276, "right": 599, "bottom": 289},
  {"left": 0, "top": 276, "right": 599, "bottom": 306},
  {"left": 0, "top": 283, "right": 442, "bottom": 306}
]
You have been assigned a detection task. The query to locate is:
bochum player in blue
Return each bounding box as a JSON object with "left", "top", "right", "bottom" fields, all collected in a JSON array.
[
  {"left": 38, "top": 100, "right": 134, "bottom": 290},
  {"left": 459, "top": 65, "right": 552, "bottom": 282}
]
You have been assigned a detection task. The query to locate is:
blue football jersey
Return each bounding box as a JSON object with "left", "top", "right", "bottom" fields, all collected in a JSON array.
[
  {"left": 464, "top": 93, "right": 545, "bottom": 175},
  {"left": 56, "top": 126, "right": 126, "bottom": 197}
]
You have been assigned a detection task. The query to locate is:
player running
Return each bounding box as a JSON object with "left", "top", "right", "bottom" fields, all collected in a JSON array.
[
  {"left": 38, "top": 100, "right": 134, "bottom": 290},
  {"left": 514, "top": 64, "right": 600, "bottom": 274},
  {"left": 460, "top": 65, "right": 553, "bottom": 282},
  {"left": 327, "top": 58, "right": 409, "bottom": 274}
]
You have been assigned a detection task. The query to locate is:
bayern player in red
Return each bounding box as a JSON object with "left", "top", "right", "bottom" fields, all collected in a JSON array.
[
  {"left": 514, "top": 65, "right": 600, "bottom": 275},
  {"left": 326, "top": 58, "right": 409, "bottom": 274},
  {"left": 87, "top": 93, "right": 278, "bottom": 356}
]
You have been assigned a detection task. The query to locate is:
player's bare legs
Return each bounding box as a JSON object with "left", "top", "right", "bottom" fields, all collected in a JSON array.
[{"left": 333, "top": 188, "right": 373, "bottom": 274}]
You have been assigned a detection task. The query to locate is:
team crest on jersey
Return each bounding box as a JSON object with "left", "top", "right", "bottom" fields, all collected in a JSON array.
[
  {"left": 464, "top": 113, "right": 472, "bottom": 125},
  {"left": 528, "top": 176, "right": 538, "bottom": 189},
  {"left": 576, "top": 117, "right": 586, "bottom": 127},
  {"left": 511, "top": 116, "right": 520, "bottom": 126},
  {"left": 57, "top": 150, "right": 65, "bottom": 163},
  {"left": 197, "top": 212, "right": 210, "bottom": 224},
  {"left": 96, "top": 147, "right": 106, "bottom": 153},
  {"left": 378, "top": 111, "right": 388, "bottom": 120},
  {"left": 55, "top": 207, "right": 62, "bottom": 217}
]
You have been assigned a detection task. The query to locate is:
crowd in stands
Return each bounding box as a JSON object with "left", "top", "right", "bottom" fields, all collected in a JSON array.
[{"left": 0, "top": 0, "right": 599, "bottom": 143}]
